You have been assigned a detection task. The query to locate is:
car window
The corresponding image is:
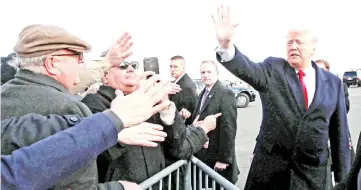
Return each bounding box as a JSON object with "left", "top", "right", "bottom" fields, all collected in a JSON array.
[
  {"left": 192, "top": 79, "right": 205, "bottom": 95},
  {"left": 344, "top": 71, "right": 357, "bottom": 77}
]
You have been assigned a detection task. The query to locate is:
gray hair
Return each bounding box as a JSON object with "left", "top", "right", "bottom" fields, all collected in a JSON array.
[{"left": 16, "top": 55, "right": 47, "bottom": 69}]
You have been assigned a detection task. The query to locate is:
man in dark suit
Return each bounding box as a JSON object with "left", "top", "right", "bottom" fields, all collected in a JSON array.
[
  {"left": 192, "top": 60, "right": 239, "bottom": 185},
  {"left": 211, "top": 5, "right": 350, "bottom": 189},
  {"left": 169, "top": 55, "right": 198, "bottom": 125}
]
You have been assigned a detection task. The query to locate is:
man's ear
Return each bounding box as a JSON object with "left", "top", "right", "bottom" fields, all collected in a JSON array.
[
  {"left": 44, "top": 57, "right": 58, "bottom": 75},
  {"left": 101, "top": 72, "right": 108, "bottom": 84}
]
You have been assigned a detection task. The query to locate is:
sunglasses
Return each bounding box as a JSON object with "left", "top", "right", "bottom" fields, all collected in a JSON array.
[{"left": 119, "top": 61, "right": 139, "bottom": 70}]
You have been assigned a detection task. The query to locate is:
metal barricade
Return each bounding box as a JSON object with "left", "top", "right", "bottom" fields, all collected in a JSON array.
[{"left": 139, "top": 156, "right": 240, "bottom": 190}]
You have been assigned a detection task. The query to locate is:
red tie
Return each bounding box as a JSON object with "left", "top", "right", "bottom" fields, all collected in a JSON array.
[{"left": 297, "top": 70, "right": 308, "bottom": 109}]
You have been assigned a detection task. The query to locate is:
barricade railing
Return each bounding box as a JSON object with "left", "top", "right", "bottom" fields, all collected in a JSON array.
[{"left": 139, "top": 156, "right": 240, "bottom": 190}]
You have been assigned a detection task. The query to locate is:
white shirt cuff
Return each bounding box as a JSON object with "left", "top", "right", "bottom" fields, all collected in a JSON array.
[
  {"left": 160, "top": 102, "right": 176, "bottom": 125},
  {"left": 215, "top": 45, "right": 236, "bottom": 62}
]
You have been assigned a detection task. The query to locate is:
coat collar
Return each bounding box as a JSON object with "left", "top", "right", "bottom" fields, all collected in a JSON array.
[
  {"left": 14, "top": 69, "right": 69, "bottom": 93},
  {"left": 197, "top": 80, "right": 221, "bottom": 114},
  {"left": 97, "top": 85, "right": 117, "bottom": 101},
  {"left": 284, "top": 61, "right": 327, "bottom": 113},
  {"left": 306, "top": 62, "right": 328, "bottom": 114},
  {"left": 174, "top": 73, "right": 186, "bottom": 84}
]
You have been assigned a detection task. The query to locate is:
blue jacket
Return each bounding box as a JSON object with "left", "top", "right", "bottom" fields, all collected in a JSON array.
[{"left": 1, "top": 111, "right": 124, "bottom": 190}]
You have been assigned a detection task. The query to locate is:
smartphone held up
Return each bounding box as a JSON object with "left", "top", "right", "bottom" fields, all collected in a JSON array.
[{"left": 143, "top": 57, "right": 160, "bottom": 79}]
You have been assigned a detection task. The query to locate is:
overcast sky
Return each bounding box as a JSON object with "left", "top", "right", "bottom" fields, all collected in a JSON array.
[{"left": 1, "top": 0, "right": 360, "bottom": 80}]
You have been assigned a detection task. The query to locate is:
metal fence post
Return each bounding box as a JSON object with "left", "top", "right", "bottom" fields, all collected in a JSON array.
[
  {"left": 140, "top": 156, "right": 239, "bottom": 190},
  {"left": 183, "top": 161, "right": 191, "bottom": 189}
]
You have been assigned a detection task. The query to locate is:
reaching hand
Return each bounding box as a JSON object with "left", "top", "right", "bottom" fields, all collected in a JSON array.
[
  {"left": 214, "top": 161, "right": 228, "bottom": 171},
  {"left": 118, "top": 181, "right": 141, "bottom": 190},
  {"left": 137, "top": 71, "right": 156, "bottom": 81},
  {"left": 167, "top": 83, "right": 182, "bottom": 95},
  {"left": 199, "top": 113, "right": 222, "bottom": 134},
  {"left": 104, "top": 32, "right": 133, "bottom": 67},
  {"left": 192, "top": 115, "right": 204, "bottom": 127},
  {"left": 110, "top": 74, "right": 170, "bottom": 127},
  {"left": 118, "top": 122, "right": 167, "bottom": 147},
  {"left": 211, "top": 5, "right": 239, "bottom": 48},
  {"left": 179, "top": 108, "right": 191, "bottom": 119},
  {"left": 158, "top": 94, "right": 172, "bottom": 112}
]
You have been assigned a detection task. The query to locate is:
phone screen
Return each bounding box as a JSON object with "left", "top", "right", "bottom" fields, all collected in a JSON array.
[{"left": 143, "top": 57, "right": 160, "bottom": 75}]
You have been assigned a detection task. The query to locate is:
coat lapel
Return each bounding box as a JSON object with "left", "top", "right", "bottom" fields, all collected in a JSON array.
[
  {"left": 199, "top": 81, "right": 219, "bottom": 114},
  {"left": 284, "top": 65, "right": 307, "bottom": 112},
  {"left": 193, "top": 88, "right": 205, "bottom": 119},
  {"left": 306, "top": 62, "right": 327, "bottom": 114}
]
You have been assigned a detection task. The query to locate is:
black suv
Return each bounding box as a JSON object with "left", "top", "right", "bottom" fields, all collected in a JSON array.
[
  {"left": 343, "top": 70, "right": 361, "bottom": 87},
  {"left": 192, "top": 79, "right": 256, "bottom": 108}
]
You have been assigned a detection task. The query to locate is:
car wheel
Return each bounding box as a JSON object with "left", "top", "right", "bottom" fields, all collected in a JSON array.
[
  {"left": 347, "top": 84, "right": 350, "bottom": 87},
  {"left": 358, "top": 82, "right": 361, "bottom": 87},
  {"left": 236, "top": 93, "right": 250, "bottom": 108}
]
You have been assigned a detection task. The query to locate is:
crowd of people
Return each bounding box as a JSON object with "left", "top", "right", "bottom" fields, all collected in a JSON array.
[{"left": 1, "top": 5, "right": 360, "bottom": 190}]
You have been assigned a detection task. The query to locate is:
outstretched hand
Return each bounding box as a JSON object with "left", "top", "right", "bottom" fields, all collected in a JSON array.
[
  {"left": 193, "top": 113, "right": 222, "bottom": 134},
  {"left": 118, "top": 122, "right": 167, "bottom": 147},
  {"left": 104, "top": 32, "right": 133, "bottom": 67},
  {"left": 212, "top": 5, "right": 239, "bottom": 48},
  {"left": 110, "top": 74, "right": 170, "bottom": 128}
]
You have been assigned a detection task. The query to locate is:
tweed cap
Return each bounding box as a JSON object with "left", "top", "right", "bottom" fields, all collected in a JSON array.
[{"left": 14, "top": 24, "right": 92, "bottom": 58}]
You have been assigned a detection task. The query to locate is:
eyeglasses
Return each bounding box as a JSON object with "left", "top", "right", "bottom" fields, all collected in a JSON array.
[
  {"left": 119, "top": 61, "right": 139, "bottom": 70},
  {"left": 52, "top": 52, "right": 84, "bottom": 63}
]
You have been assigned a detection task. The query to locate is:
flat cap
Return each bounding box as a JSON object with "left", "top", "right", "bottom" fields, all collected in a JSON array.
[{"left": 14, "top": 24, "right": 92, "bottom": 58}]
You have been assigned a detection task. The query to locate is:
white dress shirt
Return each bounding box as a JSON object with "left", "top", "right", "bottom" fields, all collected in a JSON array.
[
  {"left": 215, "top": 46, "right": 236, "bottom": 62},
  {"left": 295, "top": 67, "right": 316, "bottom": 107},
  {"left": 215, "top": 45, "right": 316, "bottom": 107}
]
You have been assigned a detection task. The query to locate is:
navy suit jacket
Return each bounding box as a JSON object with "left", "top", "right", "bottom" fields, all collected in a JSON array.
[
  {"left": 217, "top": 46, "right": 350, "bottom": 186},
  {"left": 1, "top": 112, "right": 124, "bottom": 190}
]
